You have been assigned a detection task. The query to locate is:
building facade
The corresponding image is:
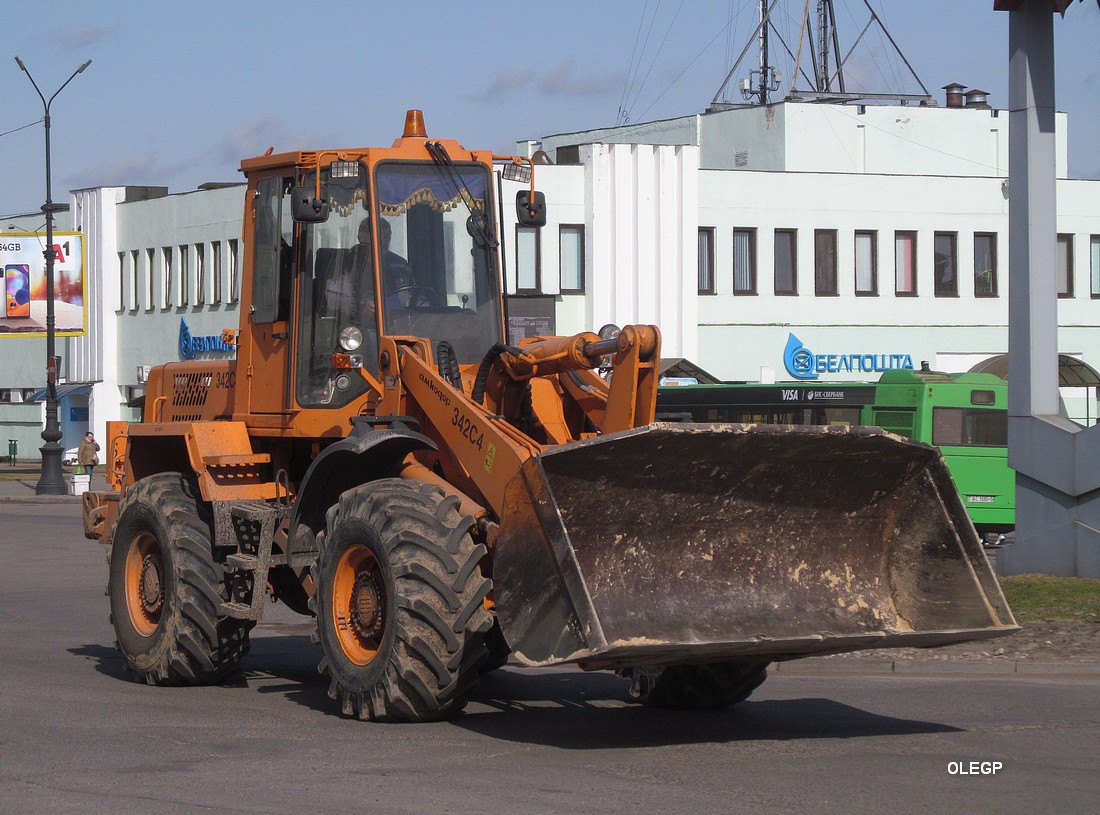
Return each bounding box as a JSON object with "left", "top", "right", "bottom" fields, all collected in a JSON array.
[
  {"left": 2, "top": 185, "right": 244, "bottom": 457},
  {"left": 525, "top": 101, "right": 1099, "bottom": 419},
  {"left": 2, "top": 98, "right": 1098, "bottom": 460}
]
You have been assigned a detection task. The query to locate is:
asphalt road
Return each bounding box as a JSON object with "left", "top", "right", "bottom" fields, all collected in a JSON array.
[{"left": 2, "top": 502, "right": 1097, "bottom": 815}]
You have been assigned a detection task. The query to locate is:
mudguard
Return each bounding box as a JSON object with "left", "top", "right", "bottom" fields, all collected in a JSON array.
[{"left": 287, "top": 418, "right": 437, "bottom": 567}]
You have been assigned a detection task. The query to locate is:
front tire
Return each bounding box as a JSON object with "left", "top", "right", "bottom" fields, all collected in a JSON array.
[
  {"left": 311, "top": 479, "right": 492, "bottom": 722},
  {"left": 109, "top": 473, "right": 252, "bottom": 685}
]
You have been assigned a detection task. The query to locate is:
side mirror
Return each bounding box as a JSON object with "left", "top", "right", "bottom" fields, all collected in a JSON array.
[
  {"left": 291, "top": 185, "right": 330, "bottom": 223},
  {"left": 516, "top": 190, "right": 546, "bottom": 227}
]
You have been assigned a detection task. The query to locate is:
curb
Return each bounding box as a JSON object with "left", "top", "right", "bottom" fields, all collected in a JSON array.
[
  {"left": 772, "top": 658, "right": 1100, "bottom": 678},
  {"left": 0, "top": 494, "right": 84, "bottom": 504},
  {"left": 0, "top": 470, "right": 106, "bottom": 503}
]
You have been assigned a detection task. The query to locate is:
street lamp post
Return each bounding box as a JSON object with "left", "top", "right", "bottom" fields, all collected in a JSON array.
[{"left": 14, "top": 56, "right": 92, "bottom": 495}]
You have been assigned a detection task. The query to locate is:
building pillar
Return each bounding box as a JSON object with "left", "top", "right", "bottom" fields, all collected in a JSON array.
[
  {"left": 1001, "top": 0, "right": 1100, "bottom": 577},
  {"left": 581, "top": 142, "right": 698, "bottom": 360}
]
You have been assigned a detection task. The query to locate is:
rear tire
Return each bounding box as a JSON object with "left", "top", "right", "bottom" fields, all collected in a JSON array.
[
  {"left": 311, "top": 479, "right": 492, "bottom": 722},
  {"left": 627, "top": 660, "right": 770, "bottom": 709},
  {"left": 109, "top": 472, "right": 252, "bottom": 685}
]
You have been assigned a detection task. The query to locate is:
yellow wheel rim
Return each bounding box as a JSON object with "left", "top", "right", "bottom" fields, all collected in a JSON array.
[
  {"left": 331, "top": 544, "right": 386, "bottom": 666},
  {"left": 124, "top": 531, "right": 163, "bottom": 637}
]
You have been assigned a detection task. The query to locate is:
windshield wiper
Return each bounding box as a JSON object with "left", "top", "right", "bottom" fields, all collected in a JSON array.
[{"left": 425, "top": 141, "right": 497, "bottom": 251}]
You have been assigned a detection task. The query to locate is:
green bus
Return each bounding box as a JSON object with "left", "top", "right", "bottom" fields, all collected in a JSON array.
[{"left": 656, "top": 368, "right": 1013, "bottom": 539}]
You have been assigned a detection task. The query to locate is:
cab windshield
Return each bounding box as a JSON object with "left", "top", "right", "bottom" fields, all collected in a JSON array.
[{"left": 295, "top": 160, "right": 503, "bottom": 408}]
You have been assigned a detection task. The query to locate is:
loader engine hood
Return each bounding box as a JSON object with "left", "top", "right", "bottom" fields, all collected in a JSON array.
[{"left": 492, "top": 422, "right": 1017, "bottom": 670}]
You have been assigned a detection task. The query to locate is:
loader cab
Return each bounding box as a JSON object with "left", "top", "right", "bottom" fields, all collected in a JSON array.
[{"left": 292, "top": 156, "right": 505, "bottom": 408}]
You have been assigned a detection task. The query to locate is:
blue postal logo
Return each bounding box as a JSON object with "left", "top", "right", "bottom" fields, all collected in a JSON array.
[
  {"left": 179, "top": 318, "right": 235, "bottom": 360},
  {"left": 784, "top": 334, "right": 818, "bottom": 380},
  {"left": 783, "top": 333, "right": 914, "bottom": 380}
]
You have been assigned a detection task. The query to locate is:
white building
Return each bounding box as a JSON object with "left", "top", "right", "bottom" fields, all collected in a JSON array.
[
  {"left": 2, "top": 185, "right": 245, "bottom": 457},
  {"left": 2, "top": 96, "right": 1098, "bottom": 460},
  {"left": 515, "top": 98, "right": 1099, "bottom": 419},
  {"left": 526, "top": 100, "right": 1095, "bottom": 379}
]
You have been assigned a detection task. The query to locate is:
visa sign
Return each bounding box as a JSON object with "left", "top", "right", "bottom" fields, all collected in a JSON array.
[{"left": 783, "top": 333, "right": 913, "bottom": 381}]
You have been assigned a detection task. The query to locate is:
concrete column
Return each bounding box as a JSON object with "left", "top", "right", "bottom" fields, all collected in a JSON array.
[
  {"left": 1006, "top": 2, "right": 1058, "bottom": 418},
  {"left": 581, "top": 143, "right": 698, "bottom": 358},
  {"left": 1001, "top": 0, "right": 1100, "bottom": 577},
  {"left": 68, "top": 187, "right": 125, "bottom": 442}
]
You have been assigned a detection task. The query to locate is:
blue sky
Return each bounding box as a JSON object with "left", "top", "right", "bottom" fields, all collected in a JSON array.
[{"left": 4, "top": 1, "right": 1099, "bottom": 218}]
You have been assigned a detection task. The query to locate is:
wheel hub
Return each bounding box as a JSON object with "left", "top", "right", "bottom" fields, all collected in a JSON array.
[
  {"left": 350, "top": 570, "right": 383, "bottom": 641},
  {"left": 139, "top": 553, "right": 163, "bottom": 618}
]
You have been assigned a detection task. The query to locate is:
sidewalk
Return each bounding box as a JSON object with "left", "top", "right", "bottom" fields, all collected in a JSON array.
[
  {"left": 0, "top": 463, "right": 108, "bottom": 502},
  {"left": 772, "top": 654, "right": 1100, "bottom": 678}
]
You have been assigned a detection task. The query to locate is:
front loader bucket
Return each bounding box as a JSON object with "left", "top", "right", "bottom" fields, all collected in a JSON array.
[{"left": 493, "top": 422, "right": 1017, "bottom": 670}]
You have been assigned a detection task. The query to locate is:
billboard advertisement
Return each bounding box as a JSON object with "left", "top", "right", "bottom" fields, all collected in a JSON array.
[{"left": 0, "top": 232, "right": 86, "bottom": 337}]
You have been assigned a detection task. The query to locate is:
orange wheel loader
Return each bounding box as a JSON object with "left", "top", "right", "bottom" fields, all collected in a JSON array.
[{"left": 82, "top": 111, "right": 1017, "bottom": 722}]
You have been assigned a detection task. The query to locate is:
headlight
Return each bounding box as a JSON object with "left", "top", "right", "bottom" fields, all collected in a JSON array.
[{"left": 338, "top": 325, "right": 363, "bottom": 351}]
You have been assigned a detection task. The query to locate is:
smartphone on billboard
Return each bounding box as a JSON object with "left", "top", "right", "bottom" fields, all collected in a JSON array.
[{"left": 5, "top": 265, "right": 31, "bottom": 318}]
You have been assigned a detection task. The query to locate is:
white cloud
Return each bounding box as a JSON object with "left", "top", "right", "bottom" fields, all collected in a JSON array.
[
  {"left": 56, "top": 26, "right": 114, "bottom": 50},
  {"left": 66, "top": 154, "right": 158, "bottom": 189},
  {"left": 481, "top": 61, "right": 621, "bottom": 100}
]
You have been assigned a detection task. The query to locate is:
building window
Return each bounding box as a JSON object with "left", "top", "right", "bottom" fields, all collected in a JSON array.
[
  {"left": 178, "top": 244, "right": 189, "bottom": 306},
  {"left": 774, "top": 230, "right": 797, "bottom": 295},
  {"left": 228, "top": 239, "right": 240, "bottom": 303},
  {"left": 1057, "top": 233, "right": 1074, "bottom": 297},
  {"left": 974, "top": 233, "right": 997, "bottom": 297},
  {"left": 733, "top": 229, "right": 756, "bottom": 295},
  {"left": 855, "top": 231, "right": 877, "bottom": 295},
  {"left": 129, "top": 250, "right": 139, "bottom": 310},
  {"left": 559, "top": 225, "right": 584, "bottom": 292},
  {"left": 814, "top": 229, "right": 837, "bottom": 296},
  {"left": 696, "top": 228, "right": 715, "bottom": 294},
  {"left": 145, "top": 248, "right": 155, "bottom": 310},
  {"left": 211, "top": 240, "right": 222, "bottom": 304},
  {"left": 117, "top": 252, "right": 126, "bottom": 312},
  {"left": 516, "top": 226, "right": 540, "bottom": 292},
  {"left": 161, "top": 246, "right": 173, "bottom": 308},
  {"left": 1091, "top": 236, "right": 1100, "bottom": 298},
  {"left": 934, "top": 232, "right": 958, "bottom": 297},
  {"left": 195, "top": 243, "right": 206, "bottom": 305},
  {"left": 895, "top": 231, "right": 917, "bottom": 295}
]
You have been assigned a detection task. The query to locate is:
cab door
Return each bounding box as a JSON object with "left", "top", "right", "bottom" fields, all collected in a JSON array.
[{"left": 246, "top": 174, "right": 296, "bottom": 414}]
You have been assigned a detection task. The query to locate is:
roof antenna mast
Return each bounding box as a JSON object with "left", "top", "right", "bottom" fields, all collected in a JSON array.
[
  {"left": 710, "top": 0, "right": 932, "bottom": 110},
  {"left": 746, "top": 0, "right": 783, "bottom": 104}
]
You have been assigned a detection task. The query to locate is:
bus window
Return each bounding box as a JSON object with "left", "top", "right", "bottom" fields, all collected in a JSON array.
[
  {"left": 932, "top": 407, "right": 1008, "bottom": 447},
  {"left": 820, "top": 407, "right": 861, "bottom": 427},
  {"left": 732, "top": 410, "right": 768, "bottom": 423}
]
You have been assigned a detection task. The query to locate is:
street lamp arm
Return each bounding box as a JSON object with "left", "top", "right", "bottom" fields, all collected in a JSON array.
[
  {"left": 47, "top": 60, "right": 93, "bottom": 110},
  {"left": 13, "top": 55, "right": 48, "bottom": 110}
]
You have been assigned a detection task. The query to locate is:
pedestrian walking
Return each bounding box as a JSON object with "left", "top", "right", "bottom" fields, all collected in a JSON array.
[{"left": 78, "top": 431, "right": 100, "bottom": 476}]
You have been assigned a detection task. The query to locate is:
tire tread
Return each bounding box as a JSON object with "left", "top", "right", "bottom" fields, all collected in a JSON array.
[
  {"left": 314, "top": 478, "right": 492, "bottom": 722},
  {"left": 109, "top": 472, "right": 251, "bottom": 686}
]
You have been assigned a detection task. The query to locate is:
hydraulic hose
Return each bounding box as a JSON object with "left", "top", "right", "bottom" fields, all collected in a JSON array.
[{"left": 471, "top": 343, "right": 525, "bottom": 405}]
